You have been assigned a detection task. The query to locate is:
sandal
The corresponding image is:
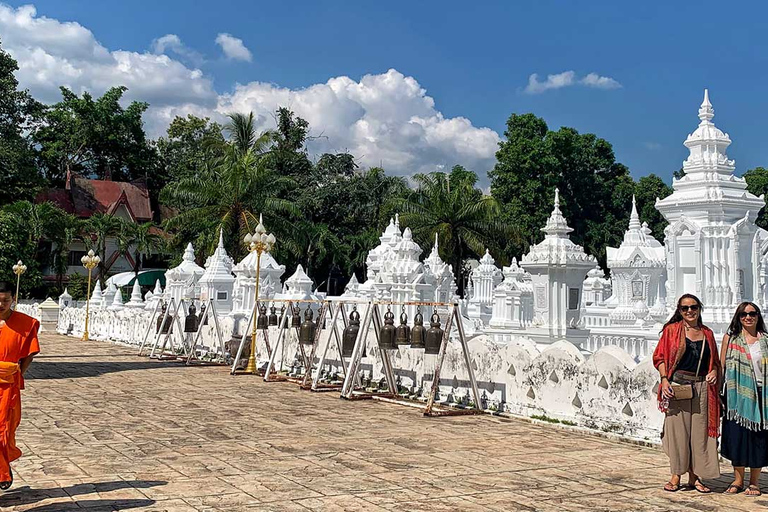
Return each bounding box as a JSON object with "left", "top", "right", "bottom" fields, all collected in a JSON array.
[
  {"left": 724, "top": 483, "right": 744, "bottom": 494},
  {"left": 663, "top": 481, "right": 681, "bottom": 492},
  {"left": 691, "top": 480, "right": 711, "bottom": 494},
  {"left": 746, "top": 484, "right": 762, "bottom": 496},
  {"left": 0, "top": 469, "right": 12, "bottom": 491}
]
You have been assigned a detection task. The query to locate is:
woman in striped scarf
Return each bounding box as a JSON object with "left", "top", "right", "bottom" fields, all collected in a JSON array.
[{"left": 720, "top": 301, "right": 768, "bottom": 496}]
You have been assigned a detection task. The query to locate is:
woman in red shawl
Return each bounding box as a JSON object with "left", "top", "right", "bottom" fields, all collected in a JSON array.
[{"left": 652, "top": 294, "right": 721, "bottom": 493}]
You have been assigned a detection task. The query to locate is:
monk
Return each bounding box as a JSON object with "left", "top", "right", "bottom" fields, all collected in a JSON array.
[{"left": 0, "top": 281, "right": 39, "bottom": 490}]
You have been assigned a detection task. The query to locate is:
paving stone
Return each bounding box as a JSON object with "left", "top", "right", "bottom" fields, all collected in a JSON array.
[{"left": 0, "top": 333, "right": 756, "bottom": 511}]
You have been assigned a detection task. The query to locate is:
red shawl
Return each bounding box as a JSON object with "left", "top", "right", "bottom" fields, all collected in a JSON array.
[{"left": 652, "top": 320, "right": 721, "bottom": 438}]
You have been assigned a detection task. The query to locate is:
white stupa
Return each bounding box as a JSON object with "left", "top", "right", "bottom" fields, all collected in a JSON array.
[
  {"left": 521, "top": 188, "right": 596, "bottom": 347},
  {"left": 199, "top": 230, "right": 236, "bottom": 314},
  {"left": 656, "top": 90, "right": 767, "bottom": 328}
]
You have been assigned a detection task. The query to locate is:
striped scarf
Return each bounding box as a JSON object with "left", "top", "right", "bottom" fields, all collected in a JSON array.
[{"left": 725, "top": 332, "right": 768, "bottom": 431}]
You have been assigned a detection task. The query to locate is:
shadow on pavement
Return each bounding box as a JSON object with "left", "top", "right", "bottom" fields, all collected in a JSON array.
[
  {"left": 25, "top": 499, "right": 155, "bottom": 511},
  {"left": 26, "top": 360, "right": 185, "bottom": 380},
  {"left": 0, "top": 480, "right": 166, "bottom": 509}
]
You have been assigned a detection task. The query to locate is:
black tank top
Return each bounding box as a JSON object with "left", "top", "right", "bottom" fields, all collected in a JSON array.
[{"left": 676, "top": 337, "right": 710, "bottom": 375}]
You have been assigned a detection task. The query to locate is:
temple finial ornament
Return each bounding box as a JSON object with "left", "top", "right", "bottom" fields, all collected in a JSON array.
[
  {"left": 698, "top": 88, "right": 714, "bottom": 123},
  {"left": 629, "top": 195, "right": 641, "bottom": 230}
]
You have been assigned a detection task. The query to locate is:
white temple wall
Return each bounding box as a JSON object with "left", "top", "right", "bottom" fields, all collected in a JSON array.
[{"left": 53, "top": 301, "right": 664, "bottom": 442}]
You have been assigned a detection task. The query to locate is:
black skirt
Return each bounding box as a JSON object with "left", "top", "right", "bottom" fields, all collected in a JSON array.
[{"left": 721, "top": 387, "right": 768, "bottom": 468}]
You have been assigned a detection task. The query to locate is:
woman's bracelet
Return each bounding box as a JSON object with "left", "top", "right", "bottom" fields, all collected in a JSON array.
[{"left": 660, "top": 376, "right": 668, "bottom": 381}]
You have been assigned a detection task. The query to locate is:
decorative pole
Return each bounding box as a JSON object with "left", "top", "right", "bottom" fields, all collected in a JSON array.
[
  {"left": 12, "top": 260, "right": 26, "bottom": 310},
  {"left": 243, "top": 218, "right": 276, "bottom": 374},
  {"left": 81, "top": 250, "right": 101, "bottom": 341}
]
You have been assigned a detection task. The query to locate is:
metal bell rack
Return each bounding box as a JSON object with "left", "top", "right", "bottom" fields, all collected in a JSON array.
[
  {"left": 230, "top": 298, "right": 327, "bottom": 383},
  {"left": 229, "top": 299, "right": 276, "bottom": 376},
  {"left": 138, "top": 297, "right": 227, "bottom": 365},
  {"left": 340, "top": 299, "right": 483, "bottom": 417},
  {"left": 309, "top": 299, "right": 364, "bottom": 392},
  {"left": 139, "top": 297, "right": 189, "bottom": 360}
]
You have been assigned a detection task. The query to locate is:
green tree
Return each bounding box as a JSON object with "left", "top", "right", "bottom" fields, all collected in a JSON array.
[
  {"left": 0, "top": 211, "right": 41, "bottom": 295},
  {"left": 3, "top": 200, "right": 74, "bottom": 286},
  {"left": 34, "top": 86, "right": 157, "bottom": 185},
  {"left": 633, "top": 174, "right": 673, "bottom": 241},
  {"left": 82, "top": 213, "right": 122, "bottom": 284},
  {"left": 156, "top": 114, "right": 225, "bottom": 183},
  {"left": 114, "top": 220, "right": 164, "bottom": 277},
  {"left": 161, "top": 112, "right": 298, "bottom": 261},
  {"left": 397, "top": 166, "right": 511, "bottom": 296},
  {"left": 490, "top": 113, "right": 633, "bottom": 265},
  {"left": 0, "top": 38, "right": 45, "bottom": 205},
  {"left": 744, "top": 167, "right": 768, "bottom": 230}
]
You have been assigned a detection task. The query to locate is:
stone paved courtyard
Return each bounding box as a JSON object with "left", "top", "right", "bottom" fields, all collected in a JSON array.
[{"left": 0, "top": 333, "right": 766, "bottom": 511}]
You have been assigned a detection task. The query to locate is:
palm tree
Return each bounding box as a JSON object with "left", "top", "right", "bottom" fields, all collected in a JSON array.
[
  {"left": 83, "top": 212, "right": 122, "bottom": 284},
  {"left": 52, "top": 214, "right": 84, "bottom": 288},
  {"left": 161, "top": 112, "right": 298, "bottom": 261},
  {"left": 117, "top": 221, "right": 164, "bottom": 277},
  {"left": 280, "top": 221, "right": 348, "bottom": 286},
  {"left": 396, "top": 166, "right": 515, "bottom": 297}
]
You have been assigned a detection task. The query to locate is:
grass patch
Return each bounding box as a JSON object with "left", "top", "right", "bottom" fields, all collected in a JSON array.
[{"left": 530, "top": 414, "right": 577, "bottom": 426}]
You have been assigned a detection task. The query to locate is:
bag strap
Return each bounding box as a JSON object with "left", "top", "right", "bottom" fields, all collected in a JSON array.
[{"left": 694, "top": 334, "right": 707, "bottom": 377}]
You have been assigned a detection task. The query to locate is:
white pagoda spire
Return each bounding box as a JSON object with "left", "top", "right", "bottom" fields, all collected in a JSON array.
[
  {"left": 542, "top": 188, "right": 573, "bottom": 237},
  {"left": 628, "top": 195, "right": 641, "bottom": 231}
]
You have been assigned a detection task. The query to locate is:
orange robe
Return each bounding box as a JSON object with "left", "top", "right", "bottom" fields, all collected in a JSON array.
[{"left": 0, "top": 312, "right": 40, "bottom": 481}]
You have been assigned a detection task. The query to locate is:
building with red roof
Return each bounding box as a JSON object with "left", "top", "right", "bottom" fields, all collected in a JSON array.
[{"left": 37, "top": 172, "right": 162, "bottom": 281}]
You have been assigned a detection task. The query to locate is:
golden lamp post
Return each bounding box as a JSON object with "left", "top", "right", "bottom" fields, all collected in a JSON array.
[
  {"left": 242, "top": 219, "right": 276, "bottom": 374},
  {"left": 12, "top": 260, "right": 26, "bottom": 310},
  {"left": 80, "top": 250, "right": 100, "bottom": 341}
]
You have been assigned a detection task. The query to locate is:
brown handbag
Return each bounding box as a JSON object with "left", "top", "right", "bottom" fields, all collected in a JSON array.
[{"left": 670, "top": 338, "right": 706, "bottom": 400}]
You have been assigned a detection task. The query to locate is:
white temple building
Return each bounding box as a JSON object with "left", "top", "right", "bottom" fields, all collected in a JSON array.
[
  {"left": 656, "top": 90, "right": 768, "bottom": 330},
  {"left": 165, "top": 243, "right": 205, "bottom": 304},
  {"left": 520, "top": 189, "right": 596, "bottom": 346},
  {"left": 199, "top": 230, "right": 236, "bottom": 314}
]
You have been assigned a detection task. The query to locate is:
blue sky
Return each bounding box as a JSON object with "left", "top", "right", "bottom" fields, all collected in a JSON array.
[{"left": 2, "top": 0, "right": 766, "bottom": 184}]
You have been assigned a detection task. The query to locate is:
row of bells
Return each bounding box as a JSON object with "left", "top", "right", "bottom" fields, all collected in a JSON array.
[
  {"left": 341, "top": 307, "right": 445, "bottom": 357},
  {"left": 177, "top": 301, "right": 446, "bottom": 355},
  {"left": 156, "top": 302, "right": 210, "bottom": 334}
]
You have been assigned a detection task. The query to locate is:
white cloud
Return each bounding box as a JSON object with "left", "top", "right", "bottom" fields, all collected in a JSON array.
[
  {"left": 151, "top": 33, "right": 203, "bottom": 66},
  {"left": 215, "top": 33, "right": 252, "bottom": 62},
  {"left": 524, "top": 70, "right": 621, "bottom": 94},
  {"left": 0, "top": 4, "right": 217, "bottom": 106},
  {"left": 525, "top": 71, "right": 576, "bottom": 94},
  {"left": 216, "top": 69, "right": 500, "bottom": 176},
  {"left": 581, "top": 72, "right": 621, "bottom": 90},
  {"left": 0, "top": 3, "right": 499, "bottom": 178}
]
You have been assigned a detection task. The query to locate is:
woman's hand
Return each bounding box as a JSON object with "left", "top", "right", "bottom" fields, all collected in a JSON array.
[
  {"left": 661, "top": 378, "right": 675, "bottom": 399},
  {"left": 705, "top": 369, "right": 717, "bottom": 385}
]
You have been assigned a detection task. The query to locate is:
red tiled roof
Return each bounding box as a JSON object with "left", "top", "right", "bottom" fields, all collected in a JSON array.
[
  {"left": 39, "top": 175, "right": 153, "bottom": 222},
  {"left": 36, "top": 189, "right": 75, "bottom": 215}
]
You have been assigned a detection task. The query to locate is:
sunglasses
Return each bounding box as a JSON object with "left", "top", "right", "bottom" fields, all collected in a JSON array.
[
  {"left": 740, "top": 311, "right": 759, "bottom": 319},
  {"left": 679, "top": 305, "right": 699, "bottom": 312}
]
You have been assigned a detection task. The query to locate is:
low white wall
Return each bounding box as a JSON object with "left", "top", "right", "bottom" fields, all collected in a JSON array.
[{"left": 55, "top": 304, "right": 663, "bottom": 442}]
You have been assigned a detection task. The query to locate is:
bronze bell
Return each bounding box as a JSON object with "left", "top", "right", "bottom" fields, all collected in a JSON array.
[
  {"left": 342, "top": 307, "right": 360, "bottom": 357},
  {"left": 291, "top": 306, "right": 302, "bottom": 328},
  {"left": 299, "top": 307, "right": 316, "bottom": 345},
  {"left": 378, "top": 306, "right": 397, "bottom": 350},
  {"left": 395, "top": 307, "right": 410, "bottom": 346},
  {"left": 257, "top": 303, "right": 269, "bottom": 330},
  {"left": 156, "top": 302, "right": 167, "bottom": 333},
  {"left": 184, "top": 303, "right": 199, "bottom": 333},
  {"left": 268, "top": 305, "right": 278, "bottom": 326},
  {"left": 198, "top": 303, "right": 208, "bottom": 325},
  {"left": 410, "top": 309, "right": 426, "bottom": 349},
  {"left": 425, "top": 311, "right": 444, "bottom": 355}
]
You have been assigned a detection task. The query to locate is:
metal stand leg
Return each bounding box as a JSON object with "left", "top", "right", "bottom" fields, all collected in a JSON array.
[
  {"left": 138, "top": 300, "right": 162, "bottom": 356},
  {"left": 263, "top": 304, "right": 290, "bottom": 381}
]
